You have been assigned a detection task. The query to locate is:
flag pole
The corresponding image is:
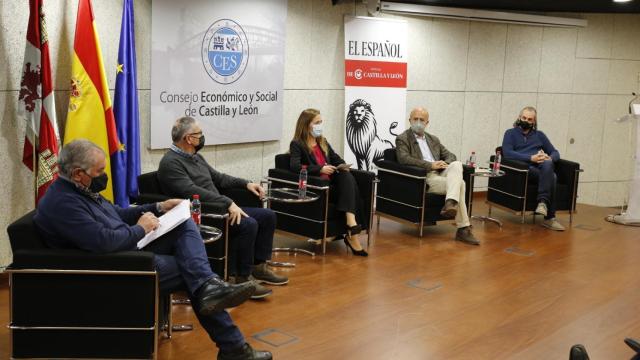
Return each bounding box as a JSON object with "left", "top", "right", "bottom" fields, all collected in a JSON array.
[{"left": 32, "top": 136, "right": 37, "bottom": 206}]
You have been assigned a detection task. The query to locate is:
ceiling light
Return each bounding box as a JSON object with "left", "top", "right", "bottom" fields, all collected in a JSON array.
[
  {"left": 613, "top": 0, "right": 633, "bottom": 3},
  {"left": 373, "top": 2, "right": 588, "bottom": 27}
]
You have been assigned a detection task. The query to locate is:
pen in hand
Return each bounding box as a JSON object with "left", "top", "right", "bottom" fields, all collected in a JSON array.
[{"left": 138, "top": 212, "right": 160, "bottom": 233}]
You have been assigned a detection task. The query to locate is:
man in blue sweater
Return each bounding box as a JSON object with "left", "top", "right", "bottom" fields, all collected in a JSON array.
[
  {"left": 34, "top": 140, "right": 271, "bottom": 360},
  {"left": 501, "top": 106, "right": 565, "bottom": 231}
]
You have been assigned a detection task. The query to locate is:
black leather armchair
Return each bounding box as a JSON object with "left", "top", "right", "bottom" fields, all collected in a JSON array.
[
  {"left": 6, "top": 210, "right": 159, "bottom": 359},
  {"left": 136, "top": 171, "right": 262, "bottom": 279},
  {"left": 487, "top": 147, "right": 582, "bottom": 223},
  {"left": 266, "top": 153, "right": 376, "bottom": 254},
  {"left": 374, "top": 148, "right": 473, "bottom": 237}
]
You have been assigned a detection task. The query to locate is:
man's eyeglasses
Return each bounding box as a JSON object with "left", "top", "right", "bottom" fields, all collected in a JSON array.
[
  {"left": 520, "top": 116, "right": 535, "bottom": 122},
  {"left": 186, "top": 132, "right": 203, "bottom": 138}
]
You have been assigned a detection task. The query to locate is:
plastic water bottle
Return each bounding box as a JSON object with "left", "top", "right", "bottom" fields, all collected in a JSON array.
[
  {"left": 493, "top": 150, "right": 502, "bottom": 174},
  {"left": 191, "top": 194, "right": 201, "bottom": 225},
  {"left": 298, "top": 165, "right": 308, "bottom": 198},
  {"left": 467, "top": 151, "right": 477, "bottom": 168}
]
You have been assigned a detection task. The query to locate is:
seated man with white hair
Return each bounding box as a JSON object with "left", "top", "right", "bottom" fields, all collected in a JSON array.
[
  {"left": 34, "top": 139, "right": 271, "bottom": 360},
  {"left": 395, "top": 107, "right": 479, "bottom": 245}
]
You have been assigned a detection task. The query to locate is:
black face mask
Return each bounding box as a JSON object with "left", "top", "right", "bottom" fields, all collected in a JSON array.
[
  {"left": 194, "top": 135, "right": 205, "bottom": 152},
  {"left": 88, "top": 173, "right": 109, "bottom": 193},
  {"left": 516, "top": 119, "right": 533, "bottom": 131}
]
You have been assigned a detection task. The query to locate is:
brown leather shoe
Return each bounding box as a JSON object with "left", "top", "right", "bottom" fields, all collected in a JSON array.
[
  {"left": 455, "top": 226, "right": 480, "bottom": 245},
  {"left": 440, "top": 199, "right": 458, "bottom": 219}
]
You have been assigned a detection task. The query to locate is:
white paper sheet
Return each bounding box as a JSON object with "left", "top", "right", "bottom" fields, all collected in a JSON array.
[{"left": 137, "top": 200, "right": 191, "bottom": 249}]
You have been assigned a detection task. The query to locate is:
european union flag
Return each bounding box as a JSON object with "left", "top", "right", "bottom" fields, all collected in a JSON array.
[{"left": 112, "top": 0, "right": 140, "bottom": 207}]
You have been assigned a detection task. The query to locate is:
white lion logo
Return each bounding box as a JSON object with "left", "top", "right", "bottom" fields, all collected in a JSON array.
[{"left": 345, "top": 99, "right": 398, "bottom": 171}]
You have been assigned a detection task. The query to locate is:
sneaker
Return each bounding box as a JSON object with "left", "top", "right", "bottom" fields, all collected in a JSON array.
[
  {"left": 217, "top": 343, "right": 272, "bottom": 360},
  {"left": 455, "top": 226, "right": 480, "bottom": 245},
  {"left": 252, "top": 262, "right": 289, "bottom": 285},
  {"left": 541, "top": 218, "right": 565, "bottom": 231},
  {"left": 569, "top": 344, "right": 590, "bottom": 360},
  {"left": 195, "top": 277, "right": 256, "bottom": 316},
  {"left": 230, "top": 275, "right": 272, "bottom": 299},
  {"left": 535, "top": 202, "right": 548, "bottom": 217},
  {"left": 440, "top": 199, "right": 458, "bottom": 219}
]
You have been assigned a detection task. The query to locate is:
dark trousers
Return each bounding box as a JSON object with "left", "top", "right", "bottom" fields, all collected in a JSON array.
[
  {"left": 228, "top": 207, "right": 276, "bottom": 277},
  {"left": 529, "top": 160, "right": 557, "bottom": 219},
  {"left": 146, "top": 220, "right": 245, "bottom": 351},
  {"left": 331, "top": 171, "right": 363, "bottom": 223}
]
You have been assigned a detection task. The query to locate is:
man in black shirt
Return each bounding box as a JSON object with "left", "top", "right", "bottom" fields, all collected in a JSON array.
[{"left": 158, "top": 117, "right": 288, "bottom": 299}]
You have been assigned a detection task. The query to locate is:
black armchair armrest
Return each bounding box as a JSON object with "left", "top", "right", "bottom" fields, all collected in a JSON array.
[
  {"left": 555, "top": 159, "right": 580, "bottom": 185},
  {"left": 135, "top": 192, "right": 228, "bottom": 226},
  {"left": 350, "top": 169, "right": 376, "bottom": 188},
  {"left": 461, "top": 164, "right": 473, "bottom": 203},
  {"left": 135, "top": 193, "right": 169, "bottom": 205},
  {"left": 375, "top": 160, "right": 428, "bottom": 208},
  {"left": 221, "top": 187, "right": 262, "bottom": 208},
  {"left": 374, "top": 159, "right": 428, "bottom": 177},
  {"left": 350, "top": 169, "right": 376, "bottom": 229},
  {"left": 498, "top": 158, "right": 530, "bottom": 171},
  {"left": 10, "top": 249, "right": 155, "bottom": 271},
  {"left": 201, "top": 201, "right": 229, "bottom": 215},
  {"left": 488, "top": 158, "right": 530, "bottom": 198}
]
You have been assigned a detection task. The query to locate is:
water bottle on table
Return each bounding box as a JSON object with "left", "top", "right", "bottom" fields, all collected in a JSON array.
[
  {"left": 492, "top": 150, "right": 502, "bottom": 174},
  {"left": 467, "top": 151, "right": 477, "bottom": 168},
  {"left": 298, "top": 165, "right": 308, "bottom": 198},
  {"left": 191, "top": 194, "right": 201, "bottom": 225}
]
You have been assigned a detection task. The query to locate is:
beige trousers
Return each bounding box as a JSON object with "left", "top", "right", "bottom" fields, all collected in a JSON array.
[{"left": 426, "top": 161, "right": 470, "bottom": 228}]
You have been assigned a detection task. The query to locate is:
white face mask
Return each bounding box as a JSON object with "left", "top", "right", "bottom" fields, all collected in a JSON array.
[
  {"left": 311, "top": 123, "right": 323, "bottom": 138},
  {"left": 411, "top": 121, "right": 426, "bottom": 134}
]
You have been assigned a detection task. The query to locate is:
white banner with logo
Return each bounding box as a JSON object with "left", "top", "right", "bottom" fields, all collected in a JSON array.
[
  {"left": 150, "top": 0, "right": 286, "bottom": 149},
  {"left": 343, "top": 16, "right": 407, "bottom": 172}
]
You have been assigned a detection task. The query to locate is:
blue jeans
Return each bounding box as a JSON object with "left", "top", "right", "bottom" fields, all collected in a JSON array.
[
  {"left": 529, "top": 160, "right": 557, "bottom": 219},
  {"left": 228, "top": 207, "right": 276, "bottom": 276},
  {"left": 146, "top": 220, "right": 245, "bottom": 351}
]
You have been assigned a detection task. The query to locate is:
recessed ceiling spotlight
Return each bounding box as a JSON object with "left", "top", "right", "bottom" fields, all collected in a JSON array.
[{"left": 613, "top": 0, "right": 633, "bottom": 3}]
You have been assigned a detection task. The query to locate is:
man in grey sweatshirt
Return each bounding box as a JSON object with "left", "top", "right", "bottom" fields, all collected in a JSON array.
[{"left": 158, "top": 117, "right": 288, "bottom": 299}]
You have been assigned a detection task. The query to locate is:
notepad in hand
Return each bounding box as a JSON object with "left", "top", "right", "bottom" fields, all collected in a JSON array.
[
  {"left": 137, "top": 199, "right": 191, "bottom": 249},
  {"left": 337, "top": 163, "right": 352, "bottom": 171}
]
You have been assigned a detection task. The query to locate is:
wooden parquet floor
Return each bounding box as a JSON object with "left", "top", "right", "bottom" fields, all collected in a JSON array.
[{"left": 1, "top": 202, "right": 639, "bottom": 359}]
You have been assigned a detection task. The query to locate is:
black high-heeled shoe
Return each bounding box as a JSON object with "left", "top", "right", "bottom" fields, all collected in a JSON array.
[{"left": 344, "top": 235, "right": 368, "bottom": 257}]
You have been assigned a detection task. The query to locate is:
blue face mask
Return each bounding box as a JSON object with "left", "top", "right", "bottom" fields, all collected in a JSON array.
[{"left": 311, "top": 124, "right": 323, "bottom": 138}]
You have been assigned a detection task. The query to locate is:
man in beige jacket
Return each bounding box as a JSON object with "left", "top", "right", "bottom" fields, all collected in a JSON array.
[{"left": 395, "top": 107, "right": 479, "bottom": 245}]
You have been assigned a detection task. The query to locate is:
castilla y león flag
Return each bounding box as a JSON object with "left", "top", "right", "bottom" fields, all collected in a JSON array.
[
  {"left": 19, "top": 0, "right": 60, "bottom": 204},
  {"left": 64, "top": 0, "right": 121, "bottom": 202}
]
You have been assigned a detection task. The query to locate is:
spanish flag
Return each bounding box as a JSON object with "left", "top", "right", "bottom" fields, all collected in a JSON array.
[{"left": 64, "top": 0, "right": 119, "bottom": 202}]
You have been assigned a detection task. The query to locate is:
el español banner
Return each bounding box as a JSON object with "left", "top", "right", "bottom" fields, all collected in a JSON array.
[
  {"left": 151, "top": 0, "right": 286, "bottom": 149},
  {"left": 344, "top": 16, "right": 407, "bottom": 172}
]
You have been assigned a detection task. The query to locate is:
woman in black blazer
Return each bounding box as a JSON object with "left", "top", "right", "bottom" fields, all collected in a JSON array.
[{"left": 289, "top": 108, "right": 367, "bottom": 256}]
